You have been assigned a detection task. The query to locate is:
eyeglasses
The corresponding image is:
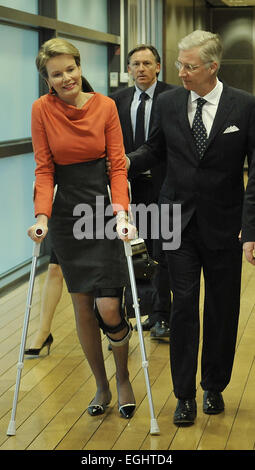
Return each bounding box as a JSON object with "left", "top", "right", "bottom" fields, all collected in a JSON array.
[{"left": 175, "top": 60, "right": 211, "bottom": 72}]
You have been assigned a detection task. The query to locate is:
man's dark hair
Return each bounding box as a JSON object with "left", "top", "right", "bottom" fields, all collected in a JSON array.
[{"left": 127, "top": 44, "right": 161, "bottom": 65}]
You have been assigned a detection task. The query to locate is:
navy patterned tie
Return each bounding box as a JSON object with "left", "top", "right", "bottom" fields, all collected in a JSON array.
[
  {"left": 192, "top": 97, "right": 207, "bottom": 158},
  {"left": 134, "top": 92, "right": 149, "bottom": 149}
]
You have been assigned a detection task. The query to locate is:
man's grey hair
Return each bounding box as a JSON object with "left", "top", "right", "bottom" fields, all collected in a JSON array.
[{"left": 178, "top": 30, "right": 223, "bottom": 70}]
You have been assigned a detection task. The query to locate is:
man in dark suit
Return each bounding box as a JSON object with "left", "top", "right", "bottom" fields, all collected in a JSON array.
[
  {"left": 242, "top": 157, "right": 255, "bottom": 265},
  {"left": 127, "top": 30, "right": 255, "bottom": 426},
  {"left": 111, "top": 45, "right": 175, "bottom": 337}
]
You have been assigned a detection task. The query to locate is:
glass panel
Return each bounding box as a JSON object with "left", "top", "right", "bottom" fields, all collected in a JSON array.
[
  {"left": 219, "top": 64, "right": 253, "bottom": 94},
  {"left": 212, "top": 8, "right": 253, "bottom": 60},
  {"left": 0, "top": 24, "right": 39, "bottom": 141},
  {"left": 57, "top": 0, "right": 108, "bottom": 33},
  {"left": 0, "top": 0, "right": 38, "bottom": 14},
  {"left": 59, "top": 36, "right": 108, "bottom": 95},
  {"left": 0, "top": 154, "right": 35, "bottom": 275},
  {"left": 155, "top": 0, "right": 163, "bottom": 81}
]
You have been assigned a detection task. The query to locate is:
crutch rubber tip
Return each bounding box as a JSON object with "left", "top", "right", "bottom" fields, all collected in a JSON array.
[
  {"left": 7, "top": 420, "right": 16, "bottom": 436},
  {"left": 150, "top": 418, "right": 160, "bottom": 435}
]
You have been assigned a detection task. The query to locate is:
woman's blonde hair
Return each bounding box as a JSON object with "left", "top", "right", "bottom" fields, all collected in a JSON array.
[{"left": 36, "top": 38, "right": 81, "bottom": 79}]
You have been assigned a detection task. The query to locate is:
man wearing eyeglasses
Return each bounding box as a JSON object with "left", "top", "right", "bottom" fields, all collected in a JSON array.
[{"left": 127, "top": 30, "right": 255, "bottom": 426}]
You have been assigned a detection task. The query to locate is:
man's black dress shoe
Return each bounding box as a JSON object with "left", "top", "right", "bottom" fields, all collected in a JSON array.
[
  {"left": 203, "top": 391, "right": 224, "bottom": 415},
  {"left": 174, "top": 399, "right": 197, "bottom": 426},
  {"left": 134, "top": 317, "right": 154, "bottom": 331},
  {"left": 150, "top": 321, "right": 170, "bottom": 338}
]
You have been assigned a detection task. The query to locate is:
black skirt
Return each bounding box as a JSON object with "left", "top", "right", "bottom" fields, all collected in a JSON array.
[{"left": 48, "top": 158, "right": 129, "bottom": 293}]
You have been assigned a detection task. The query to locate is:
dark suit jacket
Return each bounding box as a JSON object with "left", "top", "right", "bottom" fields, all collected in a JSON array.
[
  {"left": 242, "top": 156, "right": 255, "bottom": 242},
  {"left": 110, "top": 80, "right": 176, "bottom": 200},
  {"left": 128, "top": 83, "right": 255, "bottom": 249}
]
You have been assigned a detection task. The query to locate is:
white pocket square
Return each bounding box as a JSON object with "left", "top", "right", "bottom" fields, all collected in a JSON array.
[{"left": 223, "top": 125, "right": 240, "bottom": 134}]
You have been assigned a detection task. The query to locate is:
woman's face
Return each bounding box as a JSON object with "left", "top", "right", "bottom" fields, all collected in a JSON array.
[{"left": 46, "top": 54, "right": 82, "bottom": 103}]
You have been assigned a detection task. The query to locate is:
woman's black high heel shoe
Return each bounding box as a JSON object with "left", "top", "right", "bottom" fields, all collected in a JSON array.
[
  {"left": 118, "top": 403, "right": 136, "bottom": 419},
  {"left": 25, "top": 333, "right": 53, "bottom": 357}
]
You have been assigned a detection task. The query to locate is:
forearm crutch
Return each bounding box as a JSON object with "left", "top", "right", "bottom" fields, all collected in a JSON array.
[
  {"left": 7, "top": 230, "right": 43, "bottom": 436},
  {"left": 107, "top": 181, "right": 159, "bottom": 434},
  {"left": 123, "top": 240, "right": 160, "bottom": 435}
]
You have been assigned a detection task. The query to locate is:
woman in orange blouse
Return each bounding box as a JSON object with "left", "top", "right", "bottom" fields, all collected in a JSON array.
[{"left": 28, "top": 38, "right": 136, "bottom": 419}]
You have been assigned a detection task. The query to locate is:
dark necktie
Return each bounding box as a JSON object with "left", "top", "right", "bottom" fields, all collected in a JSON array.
[
  {"left": 134, "top": 92, "right": 149, "bottom": 149},
  {"left": 192, "top": 97, "right": 207, "bottom": 158}
]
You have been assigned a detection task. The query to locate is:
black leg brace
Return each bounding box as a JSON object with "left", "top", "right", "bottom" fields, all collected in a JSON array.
[{"left": 94, "top": 287, "right": 132, "bottom": 347}]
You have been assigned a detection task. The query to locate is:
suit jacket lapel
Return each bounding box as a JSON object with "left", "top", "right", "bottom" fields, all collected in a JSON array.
[
  {"left": 176, "top": 89, "right": 199, "bottom": 159},
  {"left": 149, "top": 82, "right": 163, "bottom": 133},
  {"left": 121, "top": 87, "right": 135, "bottom": 151},
  {"left": 206, "top": 84, "right": 235, "bottom": 148},
  {"left": 176, "top": 84, "right": 235, "bottom": 159}
]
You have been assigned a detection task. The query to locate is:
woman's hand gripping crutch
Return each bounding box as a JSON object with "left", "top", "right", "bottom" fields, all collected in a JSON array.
[
  {"left": 7, "top": 227, "right": 45, "bottom": 436},
  {"left": 112, "top": 183, "right": 160, "bottom": 435}
]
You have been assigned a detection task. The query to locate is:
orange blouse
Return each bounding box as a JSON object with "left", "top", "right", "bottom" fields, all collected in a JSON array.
[{"left": 31, "top": 92, "right": 129, "bottom": 218}]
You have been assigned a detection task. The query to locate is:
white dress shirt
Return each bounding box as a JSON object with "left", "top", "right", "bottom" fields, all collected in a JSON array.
[
  {"left": 130, "top": 81, "right": 158, "bottom": 175},
  {"left": 130, "top": 81, "right": 157, "bottom": 140},
  {"left": 188, "top": 78, "right": 223, "bottom": 137}
]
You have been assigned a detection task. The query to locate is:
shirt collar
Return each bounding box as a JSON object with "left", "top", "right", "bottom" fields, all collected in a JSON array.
[
  {"left": 135, "top": 80, "right": 157, "bottom": 100},
  {"left": 190, "top": 78, "right": 223, "bottom": 105}
]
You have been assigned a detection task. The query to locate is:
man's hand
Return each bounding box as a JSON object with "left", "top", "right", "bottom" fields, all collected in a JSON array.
[
  {"left": 243, "top": 241, "right": 255, "bottom": 265},
  {"left": 106, "top": 156, "right": 111, "bottom": 176},
  {"left": 106, "top": 155, "right": 130, "bottom": 176},
  {"left": 125, "top": 156, "right": 130, "bottom": 170}
]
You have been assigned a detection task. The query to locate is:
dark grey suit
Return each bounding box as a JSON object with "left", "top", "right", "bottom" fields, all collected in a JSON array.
[
  {"left": 110, "top": 81, "right": 176, "bottom": 327},
  {"left": 242, "top": 156, "right": 255, "bottom": 242},
  {"left": 128, "top": 82, "right": 255, "bottom": 398},
  {"left": 111, "top": 80, "right": 175, "bottom": 203}
]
